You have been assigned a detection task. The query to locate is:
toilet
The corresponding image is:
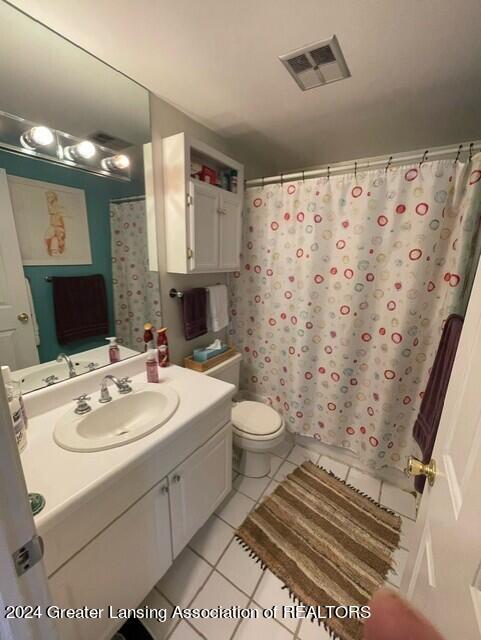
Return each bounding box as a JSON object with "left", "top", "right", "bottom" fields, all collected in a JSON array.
[{"left": 205, "top": 353, "right": 285, "bottom": 478}]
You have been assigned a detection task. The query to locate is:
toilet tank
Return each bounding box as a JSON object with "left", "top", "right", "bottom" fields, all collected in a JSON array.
[{"left": 204, "top": 352, "right": 242, "bottom": 390}]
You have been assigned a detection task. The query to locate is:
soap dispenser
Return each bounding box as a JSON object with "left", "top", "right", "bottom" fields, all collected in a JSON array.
[
  {"left": 146, "top": 349, "right": 159, "bottom": 383},
  {"left": 106, "top": 336, "right": 120, "bottom": 363}
]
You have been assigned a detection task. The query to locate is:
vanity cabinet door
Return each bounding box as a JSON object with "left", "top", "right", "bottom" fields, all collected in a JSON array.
[
  {"left": 188, "top": 180, "right": 220, "bottom": 272},
  {"left": 169, "top": 424, "right": 232, "bottom": 557},
  {"left": 218, "top": 190, "right": 242, "bottom": 270},
  {"left": 48, "top": 478, "right": 172, "bottom": 640}
]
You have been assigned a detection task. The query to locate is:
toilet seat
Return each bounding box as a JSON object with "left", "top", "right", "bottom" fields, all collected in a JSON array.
[{"left": 232, "top": 401, "right": 283, "bottom": 440}]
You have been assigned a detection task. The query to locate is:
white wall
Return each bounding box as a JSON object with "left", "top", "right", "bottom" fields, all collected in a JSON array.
[{"left": 150, "top": 94, "right": 259, "bottom": 364}]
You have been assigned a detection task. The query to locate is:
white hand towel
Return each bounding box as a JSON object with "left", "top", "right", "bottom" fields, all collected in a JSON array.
[
  {"left": 206, "top": 284, "right": 229, "bottom": 332},
  {"left": 25, "top": 277, "right": 40, "bottom": 346}
]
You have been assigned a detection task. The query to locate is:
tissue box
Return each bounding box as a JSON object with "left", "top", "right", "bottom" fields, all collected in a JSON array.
[
  {"left": 193, "top": 345, "right": 229, "bottom": 362},
  {"left": 184, "top": 347, "right": 236, "bottom": 372}
]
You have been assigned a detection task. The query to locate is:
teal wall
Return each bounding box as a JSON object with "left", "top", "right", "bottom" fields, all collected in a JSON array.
[{"left": 0, "top": 149, "right": 141, "bottom": 362}]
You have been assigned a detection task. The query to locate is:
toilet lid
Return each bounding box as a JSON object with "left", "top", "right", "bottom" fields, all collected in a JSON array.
[{"left": 231, "top": 401, "right": 282, "bottom": 436}]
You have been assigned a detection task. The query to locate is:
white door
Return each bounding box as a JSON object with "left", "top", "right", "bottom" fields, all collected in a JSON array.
[
  {"left": 0, "top": 382, "right": 57, "bottom": 640},
  {"left": 401, "top": 257, "right": 481, "bottom": 639},
  {"left": 0, "top": 169, "right": 38, "bottom": 369},
  {"left": 218, "top": 191, "right": 241, "bottom": 270},
  {"left": 169, "top": 425, "right": 232, "bottom": 557},
  {"left": 188, "top": 180, "right": 219, "bottom": 272}
]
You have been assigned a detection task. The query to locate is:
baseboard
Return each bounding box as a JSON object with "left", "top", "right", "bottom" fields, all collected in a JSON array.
[{"left": 295, "top": 434, "right": 415, "bottom": 492}]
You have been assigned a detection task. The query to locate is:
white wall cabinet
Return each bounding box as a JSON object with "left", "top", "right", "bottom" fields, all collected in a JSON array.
[
  {"left": 163, "top": 132, "right": 244, "bottom": 274},
  {"left": 48, "top": 423, "right": 232, "bottom": 640},
  {"left": 188, "top": 180, "right": 219, "bottom": 272},
  {"left": 169, "top": 425, "right": 232, "bottom": 557}
]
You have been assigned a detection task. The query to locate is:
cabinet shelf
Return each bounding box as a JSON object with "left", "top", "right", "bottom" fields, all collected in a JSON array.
[{"left": 162, "top": 132, "right": 244, "bottom": 274}]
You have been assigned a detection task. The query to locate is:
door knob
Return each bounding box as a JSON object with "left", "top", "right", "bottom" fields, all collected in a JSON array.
[
  {"left": 17, "top": 312, "right": 29, "bottom": 323},
  {"left": 405, "top": 456, "right": 437, "bottom": 486}
]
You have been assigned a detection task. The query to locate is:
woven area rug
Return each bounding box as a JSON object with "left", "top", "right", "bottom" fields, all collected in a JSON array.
[{"left": 236, "top": 461, "right": 401, "bottom": 640}]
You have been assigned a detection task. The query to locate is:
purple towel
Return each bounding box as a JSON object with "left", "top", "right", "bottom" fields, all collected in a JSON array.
[
  {"left": 52, "top": 274, "right": 109, "bottom": 344},
  {"left": 182, "top": 288, "right": 208, "bottom": 340},
  {"left": 412, "top": 314, "right": 463, "bottom": 492}
]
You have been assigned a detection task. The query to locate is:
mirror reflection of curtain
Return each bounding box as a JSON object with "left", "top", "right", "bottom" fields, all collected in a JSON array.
[{"left": 110, "top": 198, "right": 161, "bottom": 350}]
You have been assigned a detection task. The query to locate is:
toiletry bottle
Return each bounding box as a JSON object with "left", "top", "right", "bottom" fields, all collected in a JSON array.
[
  {"left": 158, "top": 345, "right": 168, "bottom": 368},
  {"left": 106, "top": 336, "right": 120, "bottom": 363},
  {"left": 146, "top": 349, "right": 159, "bottom": 383},
  {"left": 1, "top": 366, "right": 27, "bottom": 452},
  {"left": 157, "top": 327, "right": 170, "bottom": 367},
  {"left": 143, "top": 323, "right": 155, "bottom": 351},
  {"left": 1, "top": 365, "right": 28, "bottom": 429},
  {"left": 230, "top": 169, "right": 238, "bottom": 193}
]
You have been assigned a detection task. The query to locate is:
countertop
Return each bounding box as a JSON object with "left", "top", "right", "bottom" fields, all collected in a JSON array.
[{"left": 20, "top": 356, "right": 234, "bottom": 535}]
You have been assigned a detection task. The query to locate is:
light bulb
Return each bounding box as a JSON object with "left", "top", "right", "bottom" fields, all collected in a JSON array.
[
  {"left": 75, "top": 140, "right": 96, "bottom": 159},
  {"left": 21, "top": 125, "right": 55, "bottom": 149},
  {"left": 65, "top": 140, "right": 96, "bottom": 161},
  {"left": 101, "top": 154, "right": 130, "bottom": 171}
]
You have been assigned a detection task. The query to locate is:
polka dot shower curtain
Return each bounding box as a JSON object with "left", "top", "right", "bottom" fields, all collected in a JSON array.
[
  {"left": 110, "top": 199, "right": 162, "bottom": 350},
  {"left": 229, "top": 156, "right": 481, "bottom": 471}
]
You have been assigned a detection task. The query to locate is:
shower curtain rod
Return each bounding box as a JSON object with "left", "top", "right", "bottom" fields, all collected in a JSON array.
[
  {"left": 110, "top": 194, "right": 146, "bottom": 202},
  {"left": 246, "top": 139, "right": 481, "bottom": 187}
]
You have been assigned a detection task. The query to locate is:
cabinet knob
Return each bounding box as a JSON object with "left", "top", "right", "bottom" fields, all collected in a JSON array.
[
  {"left": 161, "top": 485, "right": 169, "bottom": 494},
  {"left": 172, "top": 474, "right": 181, "bottom": 484}
]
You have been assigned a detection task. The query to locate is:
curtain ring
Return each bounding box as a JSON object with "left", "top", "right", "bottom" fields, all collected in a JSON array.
[
  {"left": 261, "top": 176, "right": 265, "bottom": 189},
  {"left": 327, "top": 166, "right": 330, "bottom": 181},
  {"left": 385, "top": 156, "right": 393, "bottom": 173},
  {"left": 454, "top": 144, "right": 462, "bottom": 164},
  {"left": 302, "top": 170, "right": 305, "bottom": 183},
  {"left": 280, "top": 173, "right": 284, "bottom": 186},
  {"left": 419, "top": 150, "right": 428, "bottom": 168},
  {"left": 469, "top": 142, "right": 474, "bottom": 162},
  {"left": 354, "top": 161, "right": 358, "bottom": 180}
]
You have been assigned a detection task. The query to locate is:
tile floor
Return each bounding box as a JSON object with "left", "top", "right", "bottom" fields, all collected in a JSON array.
[{"left": 142, "top": 442, "right": 417, "bottom": 640}]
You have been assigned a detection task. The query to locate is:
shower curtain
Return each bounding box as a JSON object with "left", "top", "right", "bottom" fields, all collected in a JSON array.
[
  {"left": 230, "top": 156, "right": 481, "bottom": 471},
  {"left": 110, "top": 198, "right": 161, "bottom": 350}
]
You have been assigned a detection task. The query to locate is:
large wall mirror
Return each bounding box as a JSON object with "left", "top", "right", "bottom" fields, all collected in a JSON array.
[{"left": 0, "top": 2, "right": 159, "bottom": 393}]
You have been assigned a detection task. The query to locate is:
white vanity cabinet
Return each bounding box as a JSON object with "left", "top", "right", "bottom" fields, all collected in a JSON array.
[
  {"left": 47, "top": 422, "right": 232, "bottom": 640},
  {"left": 169, "top": 425, "right": 232, "bottom": 556},
  {"left": 49, "top": 476, "right": 172, "bottom": 640},
  {"left": 162, "top": 132, "right": 244, "bottom": 274}
]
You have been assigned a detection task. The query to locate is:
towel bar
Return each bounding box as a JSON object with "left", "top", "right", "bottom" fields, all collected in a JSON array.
[{"left": 169, "top": 286, "right": 222, "bottom": 299}]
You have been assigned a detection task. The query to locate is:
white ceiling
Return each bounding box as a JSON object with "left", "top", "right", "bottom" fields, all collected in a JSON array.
[{"left": 8, "top": 0, "right": 481, "bottom": 174}]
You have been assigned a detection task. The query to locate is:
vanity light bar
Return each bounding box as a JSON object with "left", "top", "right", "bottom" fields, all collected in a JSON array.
[{"left": 0, "top": 110, "right": 131, "bottom": 181}]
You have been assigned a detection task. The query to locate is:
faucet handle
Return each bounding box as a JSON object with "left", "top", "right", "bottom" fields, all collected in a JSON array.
[
  {"left": 119, "top": 377, "right": 132, "bottom": 394},
  {"left": 73, "top": 395, "right": 92, "bottom": 415}
]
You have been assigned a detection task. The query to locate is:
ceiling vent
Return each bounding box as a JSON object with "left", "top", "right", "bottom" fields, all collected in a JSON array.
[
  {"left": 279, "top": 35, "right": 350, "bottom": 91},
  {"left": 88, "top": 131, "right": 132, "bottom": 151}
]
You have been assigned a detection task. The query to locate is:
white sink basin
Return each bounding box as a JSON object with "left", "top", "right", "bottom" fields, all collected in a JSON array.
[{"left": 54, "top": 383, "right": 179, "bottom": 452}]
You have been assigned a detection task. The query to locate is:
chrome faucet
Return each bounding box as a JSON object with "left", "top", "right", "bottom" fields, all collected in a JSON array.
[
  {"left": 57, "top": 353, "right": 76, "bottom": 378},
  {"left": 99, "top": 375, "right": 132, "bottom": 403}
]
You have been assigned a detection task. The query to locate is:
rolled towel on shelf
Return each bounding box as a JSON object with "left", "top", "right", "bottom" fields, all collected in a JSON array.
[{"left": 206, "top": 284, "right": 229, "bottom": 332}]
